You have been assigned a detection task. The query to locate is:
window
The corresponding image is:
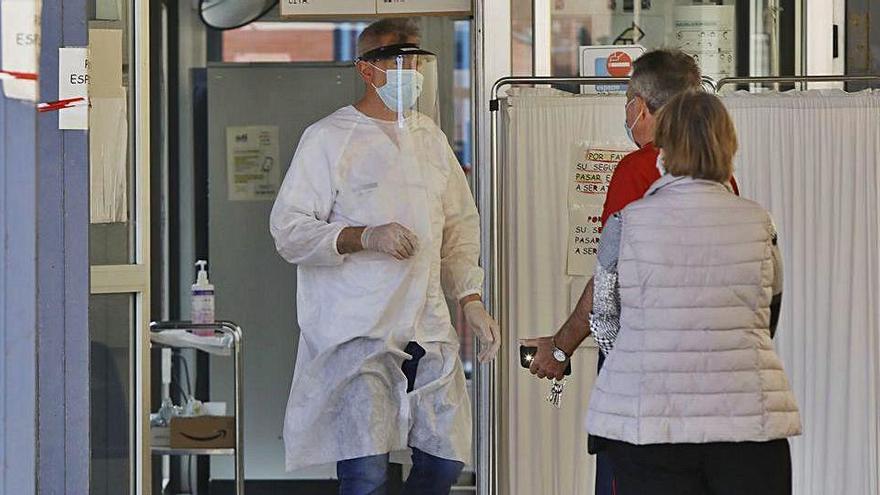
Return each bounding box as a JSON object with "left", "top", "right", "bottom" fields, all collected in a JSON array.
[{"left": 221, "top": 22, "right": 369, "bottom": 63}]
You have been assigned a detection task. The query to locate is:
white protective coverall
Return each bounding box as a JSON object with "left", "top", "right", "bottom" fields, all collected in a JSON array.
[{"left": 269, "top": 105, "right": 483, "bottom": 471}]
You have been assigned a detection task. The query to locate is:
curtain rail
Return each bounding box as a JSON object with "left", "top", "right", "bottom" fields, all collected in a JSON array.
[
  {"left": 716, "top": 75, "right": 880, "bottom": 90},
  {"left": 485, "top": 77, "right": 633, "bottom": 489}
]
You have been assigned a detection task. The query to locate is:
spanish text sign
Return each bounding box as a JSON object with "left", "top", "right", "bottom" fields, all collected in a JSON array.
[{"left": 569, "top": 147, "right": 627, "bottom": 208}]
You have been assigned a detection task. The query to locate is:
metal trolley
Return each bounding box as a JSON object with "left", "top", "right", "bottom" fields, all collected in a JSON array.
[{"left": 149, "top": 320, "right": 245, "bottom": 495}]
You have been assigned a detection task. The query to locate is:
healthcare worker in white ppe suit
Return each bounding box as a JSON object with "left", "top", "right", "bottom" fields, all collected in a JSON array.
[{"left": 269, "top": 18, "right": 501, "bottom": 495}]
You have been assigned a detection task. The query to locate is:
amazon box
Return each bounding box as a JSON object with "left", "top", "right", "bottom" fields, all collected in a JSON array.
[{"left": 170, "top": 416, "right": 235, "bottom": 449}]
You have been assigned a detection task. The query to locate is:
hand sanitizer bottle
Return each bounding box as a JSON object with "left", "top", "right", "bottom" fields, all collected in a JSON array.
[{"left": 191, "top": 260, "right": 215, "bottom": 335}]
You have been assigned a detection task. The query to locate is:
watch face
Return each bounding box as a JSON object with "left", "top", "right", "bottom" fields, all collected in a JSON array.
[{"left": 553, "top": 348, "right": 567, "bottom": 362}]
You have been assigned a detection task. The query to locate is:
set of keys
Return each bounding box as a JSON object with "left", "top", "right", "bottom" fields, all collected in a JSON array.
[
  {"left": 545, "top": 378, "right": 567, "bottom": 409},
  {"left": 520, "top": 345, "right": 573, "bottom": 409}
]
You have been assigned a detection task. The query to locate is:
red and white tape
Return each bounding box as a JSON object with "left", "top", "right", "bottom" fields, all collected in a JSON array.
[
  {"left": 38, "top": 97, "right": 88, "bottom": 113},
  {"left": 0, "top": 69, "right": 38, "bottom": 81}
]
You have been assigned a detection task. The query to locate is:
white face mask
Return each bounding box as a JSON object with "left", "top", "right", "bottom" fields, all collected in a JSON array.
[
  {"left": 369, "top": 63, "right": 425, "bottom": 112},
  {"left": 624, "top": 98, "right": 644, "bottom": 147}
]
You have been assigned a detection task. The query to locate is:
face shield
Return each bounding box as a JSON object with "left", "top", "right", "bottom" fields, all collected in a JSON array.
[{"left": 359, "top": 43, "right": 439, "bottom": 128}]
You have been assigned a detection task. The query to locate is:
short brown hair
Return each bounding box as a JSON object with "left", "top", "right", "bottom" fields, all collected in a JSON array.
[
  {"left": 630, "top": 49, "right": 702, "bottom": 113},
  {"left": 654, "top": 91, "right": 737, "bottom": 183},
  {"left": 357, "top": 19, "right": 421, "bottom": 58}
]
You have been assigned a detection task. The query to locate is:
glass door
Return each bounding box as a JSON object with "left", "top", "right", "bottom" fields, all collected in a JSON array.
[{"left": 88, "top": 0, "right": 151, "bottom": 493}]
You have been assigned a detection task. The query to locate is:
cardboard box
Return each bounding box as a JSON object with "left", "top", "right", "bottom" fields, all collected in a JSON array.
[
  {"left": 151, "top": 426, "right": 170, "bottom": 449},
  {"left": 170, "top": 416, "right": 235, "bottom": 449}
]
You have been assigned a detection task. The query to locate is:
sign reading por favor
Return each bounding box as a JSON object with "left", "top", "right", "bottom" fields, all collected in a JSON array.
[
  {"left": 566, "top": 146, "right": 628, "bottom": 276},
  {"left": 569, "top": 147, "right": 628, "bottom": 207},
  {"left": 566, "top": 204, "right": 604, "bottom": 277}
]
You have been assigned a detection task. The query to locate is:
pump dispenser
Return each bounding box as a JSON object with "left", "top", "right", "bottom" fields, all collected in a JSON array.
[{"left": 191, "top": 260, "right": 215, "bottom": 334}]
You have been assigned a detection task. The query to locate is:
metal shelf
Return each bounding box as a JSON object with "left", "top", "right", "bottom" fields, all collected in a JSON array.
[
  {"left": 150, "top": 320, "right": 244, "bottom": 495},
  {"left": 151, "top": 446, "right": 235, "bottom": 456}
]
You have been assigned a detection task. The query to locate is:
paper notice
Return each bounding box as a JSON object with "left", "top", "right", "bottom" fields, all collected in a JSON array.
[
  {"left": 89, "top": 95, "right": 128, "bottom": 224},
  {"left": 88, "top": 29, "right": 123, "bottom": 98},
  {"left": 1, "top": 0, "right": 41, "bottom": 101},
  {"left": 674, "top": 5, "right": 736, "bottom": 82},
  {"left": 566, "top": 203, "right": 603, "bottom": 276},
  {"left": 566, "top": 145, "right": 627, "bottom": 276},
  {"left": 569, "top": 147, "right": 627, "bottom": 208},
  {"left": 58, "top": 47, "right": 89, "bottom": 130},
  {"left": 226, "top": 126, "right": 281, "bottom": 201},
  {"left": 87, "top": 28, "right": 127, "bottom": 223}
]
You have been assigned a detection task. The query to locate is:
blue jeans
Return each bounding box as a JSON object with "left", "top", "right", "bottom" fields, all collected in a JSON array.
[
  {"left": 337, "top": 447, "right": 464, "bottom": 495},
  {"left": 595, "top": 352, "right": 616, "bottom": 495}
]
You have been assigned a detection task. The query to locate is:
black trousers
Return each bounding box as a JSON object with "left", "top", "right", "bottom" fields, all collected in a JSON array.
[{"left": 603, "top": 438, "right": 792, "bottom": 495}]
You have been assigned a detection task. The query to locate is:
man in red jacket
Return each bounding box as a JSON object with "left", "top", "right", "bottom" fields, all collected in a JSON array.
[{"left": 523, "top": 48, "right": 739, "bottom": 495}]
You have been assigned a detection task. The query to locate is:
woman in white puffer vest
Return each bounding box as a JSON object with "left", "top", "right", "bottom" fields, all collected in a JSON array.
[{"left": 586, "top": 91, "right": 801, "bottom": 495}]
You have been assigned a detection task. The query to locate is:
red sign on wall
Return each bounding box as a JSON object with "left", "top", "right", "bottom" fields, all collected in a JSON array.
[{"left": 606, "top": 51, "right": 633, "bottom": 78}]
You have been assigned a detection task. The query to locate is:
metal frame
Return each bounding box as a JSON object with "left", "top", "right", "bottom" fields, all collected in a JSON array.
[
  {"left": 484, "top": 75, "right": 628, "bottom": 495},
  {"left": 84, "top": 0, "right": 153, "bottom": 492},
  {"left": 473, "top": 1, "right": 510, "bottom": 493},
  {"left": 716, "top": 74, "right": 880, "bottom": 89},
  {"left": 149, "top": 320, "right": 245, "bottom": 495},
  {"left": 483, "top": 72, "right": 879, "bottom": 494}
]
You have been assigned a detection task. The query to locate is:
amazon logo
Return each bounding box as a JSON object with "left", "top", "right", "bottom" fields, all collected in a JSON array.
[{"left": 180, "top": 430, "right": 228, "bottom": 442}]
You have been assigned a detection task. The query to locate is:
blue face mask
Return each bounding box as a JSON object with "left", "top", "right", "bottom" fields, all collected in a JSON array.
[
  {"left": 624, "top": 98, "right": 644, "bottom": 147},
  {"left": 370, "top": 64, "right": 424, "bottom": 112}
]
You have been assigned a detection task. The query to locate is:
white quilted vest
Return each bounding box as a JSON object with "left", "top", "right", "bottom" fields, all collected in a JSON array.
[{"left": 586, "top": 177, "right": 802, "bottom": 445}]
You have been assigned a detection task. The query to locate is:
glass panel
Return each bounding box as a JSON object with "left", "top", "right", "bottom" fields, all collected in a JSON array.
[
  {"left": 222, "top": 22, "right": 369, "bottom": 63},
  {"left": 845, "top": 0, "right": 880, "bottom": 91},
  {"left": 90, "top": 223, "right": 131, "bottom": 265},
  {"left": 88, "top": 0, "right": 136, "bottom": 265},
  {"left": 453, "top": 20, "right": 473, "bottom": 170},
  {"left": 512, "top": 0, "right": 535, "bottom": 75},
  {"left": 90, "top": 293, "right": 133, "bottom": 495},
  {"left": 549, "top": 0, "right": 793, "bottom": 82}
]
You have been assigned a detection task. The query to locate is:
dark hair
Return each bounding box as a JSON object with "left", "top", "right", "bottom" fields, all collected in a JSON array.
[
  {"left": 357, "top": 19, "right": 421, "bottom": 58},
  {"left": 654, "top": 91, "right": 737, "bottom": 183},
  {"left": 630, "top": 49, "right": 702, "bottom": 113}
]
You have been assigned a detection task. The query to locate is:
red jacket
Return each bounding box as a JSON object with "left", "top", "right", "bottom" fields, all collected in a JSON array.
[{"left": 601, "top": 143, "right": 740, "bottom": 225}]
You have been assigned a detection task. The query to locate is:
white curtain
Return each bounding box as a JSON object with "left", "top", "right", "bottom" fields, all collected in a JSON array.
[
  {"left": 724, "top": 90, "right": 880, "bottom": 495},
  {"left": 498, "top": 89, "right": 880, "bottom": 495},
  {"left": 501, "top": 90, "right": 633, "bottom": 495}
]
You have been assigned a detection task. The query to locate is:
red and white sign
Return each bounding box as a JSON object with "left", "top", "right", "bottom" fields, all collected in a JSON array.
[
  {"left": 579, "top": 45, "right": 645, "bottom": 94},
  {"left": 606, "top": 51, "right": 633, "bottom": 78}
]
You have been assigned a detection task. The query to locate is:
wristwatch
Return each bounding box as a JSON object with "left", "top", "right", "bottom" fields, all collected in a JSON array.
[{"left": 551, "top": 337, "right": 570, "bottom": 363}]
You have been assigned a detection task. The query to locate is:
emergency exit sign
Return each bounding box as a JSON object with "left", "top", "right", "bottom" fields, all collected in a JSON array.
[{"left": 281, "top": 0, "right": 472, "bottom": 17}]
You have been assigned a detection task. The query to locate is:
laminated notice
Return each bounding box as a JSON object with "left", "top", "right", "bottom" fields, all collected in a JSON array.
[{"left": 566, "top": 146, "right": 627, "bottom": 276}]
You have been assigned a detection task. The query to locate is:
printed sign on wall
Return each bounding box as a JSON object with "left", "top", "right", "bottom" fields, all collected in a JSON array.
[
  {"left": 674, "top": 5, "right": 736, "bottom": 82},
  {"left": 566, "top": 146, "right": 628, "bottom": 276},
  {"left": 1, "top": 0, "right": 41, "bottom": 101},
  {"left": 226, "top": 126, "right": 281, "bottom": 201},
  {"left": 58, "top": 47, "right": 89, "bottom": 130},
  {"left": 569, "top": 147, "right": 627, "bottom": 207},
  {"left": 579, "top": 45, "right": 645, "bottom": 94}
]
